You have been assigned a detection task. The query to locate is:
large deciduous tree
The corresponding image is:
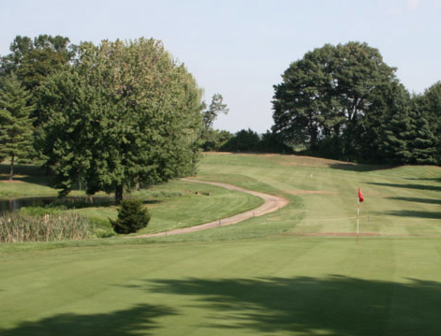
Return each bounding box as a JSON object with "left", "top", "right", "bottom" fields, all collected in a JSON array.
[
  {"left": 38, "top": 38, "right": 203, "bottom": 203},
  {"left": 272, "top": 42, "right": 397, "bottom": 161},
  {"left": 0, "top": 73, "right": 35, "bottom": 180}
]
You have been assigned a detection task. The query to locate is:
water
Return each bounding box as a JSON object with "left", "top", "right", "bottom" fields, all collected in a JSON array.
[{"left": 0, "top": 196, "right": 113, "bottom": 214}]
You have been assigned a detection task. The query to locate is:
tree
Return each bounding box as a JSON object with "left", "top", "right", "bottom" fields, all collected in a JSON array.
[
  {"left": 220, "top": 129, "right": 260, "bottom": 152},
  {"left": 0, "top": 73, "right": 35, "bottom": 180},
  {"left": 202, "top": 94, "right": 229, "bottom": 132},
  {"left": 200, "top": 129, "right": 233, "bottom": 151},
  {"left": 198, "top": 94, "right": 229, "bottom": 151},
  {"left": 272, "top": 44, "right": 337, "bottom": 150},
  {"left": 1, "top": 35, "right": 76, "bottom": 128},
  {"left": 1, "top": 35, "right": 74, "bottom": 91},
  {"left": 255, "top": 130, "right": 293, "bottom": 154},
  {"left": 416, "top": 82, "right": 441, "bottom": 136},
  {"left": 408, "top": 106, "right": 438, "bottom": 165},
  {"left": 110, "top": 198, "right": 151, "bottom": 234},
  {"left": 362, "top": 82, "right": 412, "bottom": 164},
  {"left": 0, "top": 36, "right": 33, "bottom": 75},
  {"left": 413, "top": 82, "right": 441, "bottom": 162},
  {"left": 38, "top": 38, "right": 203, "bottom": 204},
  {"left": 272, "top": 42, "right": 397, "bottom": 161}
]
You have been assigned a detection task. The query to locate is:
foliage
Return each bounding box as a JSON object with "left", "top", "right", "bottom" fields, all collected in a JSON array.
[
  {"left": 272, "top": 42, "right": 398, "bottom": 162},
  {"left": 37, "top": 38, "right": 204, "bottom": 203},
  {"left": 220, "top": 129, "right": 260, "bottom": 152},
  {"left": 0, "top": 212, "right": 94, "bottom": 243},
  {"left": 0, "top": 35, "right": 75, "bottom": 90},
  {"left": 254, "top": 131, "right": 293, "bottom": 153},
  {"left": 0, "top": 73, "right": 35, "bottom": 178},
  {"left": 110, "top": 198, "right": 151, "bottom": 234},
  {"left": 201, "top": 129, "right": 233, "bottom": 151},
  {"left": 219, "top": 129, "right": 292, "bottom": 153},
  {"left": 198, "top": 94, "right": 229, "bottom": 151},
  {"left": 202, "top": 94, "right": 229, "bottom": 132}
]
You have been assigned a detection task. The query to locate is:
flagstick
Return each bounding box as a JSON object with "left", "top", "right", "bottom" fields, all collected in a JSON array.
[{"left": 357, "top": 199, "right": 360, "bottom": 245}]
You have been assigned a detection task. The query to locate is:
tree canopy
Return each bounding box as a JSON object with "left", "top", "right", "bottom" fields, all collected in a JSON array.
[
  {"left": 37, "top": 38, "right": 203, "bottom": 203},
  {"left": 271, "top": 41, "right": 441, "bottom": 164}
]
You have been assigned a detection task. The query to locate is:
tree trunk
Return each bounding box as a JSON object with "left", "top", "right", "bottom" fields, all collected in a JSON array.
[
  {"left": 115, "top": 184, "right": 124, "bottom": 205},
  {"left": 9, "top": 155, "right": 15, "bottom": 181}
]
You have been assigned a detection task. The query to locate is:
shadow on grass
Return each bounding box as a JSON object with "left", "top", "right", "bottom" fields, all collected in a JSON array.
[
  {"left": 385, "top": 210, "right": 441, "bottom": 220},
  {"left": 0, "top": 163, "right": 53, "bottom": 187},
  {"left": 328, "top": 163, "right": 391, "bottom": 172},
  {"left": 134, "top": 275, "right": 441, "bottom": 336},
  {"left": 388, "top": 197, "right": 441, "bottom": 206},
  {"left": 368, "top": 182, "right": 441, "bottom": 192},
  {"left": 0, "top": 303, "right": 176, "bottom": 336},
  {"left": 405, "top": 177, "right": 441, "bottom": 182}
]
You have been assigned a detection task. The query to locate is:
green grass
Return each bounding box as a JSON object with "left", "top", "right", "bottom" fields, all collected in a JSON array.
[
  {"left": 2, "top": 153, "right": 441, "bottom": 335},
  {"left": 71, "top": 179, "right": 263, "bottom": 237},
  {"left": 1, "top": 237, "right": 441, "bottom": 335},
  {"left": 195, "top": 153, "right": 441, "bottom": 238}
]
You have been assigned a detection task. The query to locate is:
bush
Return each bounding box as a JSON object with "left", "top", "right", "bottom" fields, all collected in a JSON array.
[{"left": 110, "top": 199, "right": 151, "bottom": 234}]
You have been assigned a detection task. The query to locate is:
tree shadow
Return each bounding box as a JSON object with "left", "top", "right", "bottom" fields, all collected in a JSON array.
[
  {"left": 134, "top": 275, "right": 441, "bottom": 336},
  {"left": 328, "top": 163, "right": 391, "bottom": 172},
  {"left": 0, "top": 163, "right": 53, "bottom": 187},
  {"left": 385, "top": 210, "right": 441, "bottom": 220},
  {"left": 405, "top": 177, "right": 441, "bottom": 182},
  {"left": 0, "top": 303, "right": 176, "bottom": 336},
  {"left": 368, "top": 182, "right": 441, "bottom": 192},
  {"left": 388, "top": 197, "right": 441, "bottom": 206}
]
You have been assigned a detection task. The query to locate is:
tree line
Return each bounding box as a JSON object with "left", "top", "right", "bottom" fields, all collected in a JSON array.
[
  {"left": 1, "top": 37, "right": 440, "bottom": 203},
  {"left": 272, "top": 41, "right": 441, "bottom": 165}
]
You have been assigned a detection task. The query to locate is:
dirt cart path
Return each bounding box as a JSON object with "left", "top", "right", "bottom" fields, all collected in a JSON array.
[{"left": 132, "top": 179, "right": 289, "bottom": 238}]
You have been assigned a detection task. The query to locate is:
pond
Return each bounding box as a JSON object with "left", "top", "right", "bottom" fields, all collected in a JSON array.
[{"left": 0, "top": 196, "right": 114, "bottom": 215}]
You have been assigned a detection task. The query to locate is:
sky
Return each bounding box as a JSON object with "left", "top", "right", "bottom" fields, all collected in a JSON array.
[{"left": 1, "top": 0, "right": 441, "bottom": 133}]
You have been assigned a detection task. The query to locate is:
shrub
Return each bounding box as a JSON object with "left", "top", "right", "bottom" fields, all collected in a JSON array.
[{"left": 110, "top": 199, "right": 151, "bottom": 234}]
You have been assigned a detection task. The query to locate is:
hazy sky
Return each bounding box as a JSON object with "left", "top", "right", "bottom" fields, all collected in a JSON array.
[{"left": 1, "top": 0, "right": 440, "bottom": 133}]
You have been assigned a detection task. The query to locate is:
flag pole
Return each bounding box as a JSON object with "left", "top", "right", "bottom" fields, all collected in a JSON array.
[
  {"left": 357, "top": 187, "right": 363, "bottom": 245},
  {"left": 357, "top": 199, "right": 360, "bottom": 245}
]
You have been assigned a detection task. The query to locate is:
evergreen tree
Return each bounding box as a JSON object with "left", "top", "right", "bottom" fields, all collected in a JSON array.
[
  {"left": 0, "top": 35, "right": 76, "bottom": 130},
  {"left": 364, "top": 82, "right": 412, "bottom": 165},
  {"left": 414, "top": 82, "right": 441, "bottom": 163},
  {"left": 0, "top": 73, "right": 35, "bottom": 180},
  {"left": 408, "top": 107, "right": 438, "bottom": 165},
  {"left": 110, "top": 198, "right": 151, "bottom": 234}
]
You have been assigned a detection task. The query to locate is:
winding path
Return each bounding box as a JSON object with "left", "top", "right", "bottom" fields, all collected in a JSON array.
[{"left": 132, "top": 179, "right": 289, "bottom": 238}]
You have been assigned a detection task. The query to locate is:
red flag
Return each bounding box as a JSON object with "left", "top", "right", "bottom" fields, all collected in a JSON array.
[{"left": 358, "top": 188, "right": 364, "bottom": 203}]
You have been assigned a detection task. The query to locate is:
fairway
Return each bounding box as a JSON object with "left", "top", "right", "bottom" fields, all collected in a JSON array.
[
  {"left": 2, "top": 153, "right": 441, "bottom": 335},
  {"left": 2, "top": 238, "right": 441, "bottom": 335}
]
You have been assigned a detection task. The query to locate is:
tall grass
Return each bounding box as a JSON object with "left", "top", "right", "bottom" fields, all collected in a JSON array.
[{"left": 0, "top": 212, "right": 94, "bottom": 243}]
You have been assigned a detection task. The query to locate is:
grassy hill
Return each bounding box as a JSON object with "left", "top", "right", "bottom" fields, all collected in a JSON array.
[{"left": 1, "top": 153, "right": 441, "bottom": 335}]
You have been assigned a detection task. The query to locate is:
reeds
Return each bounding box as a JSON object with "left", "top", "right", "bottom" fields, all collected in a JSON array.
[{"left": 0, "top": 212, "right": 94, "bottom": 243}]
